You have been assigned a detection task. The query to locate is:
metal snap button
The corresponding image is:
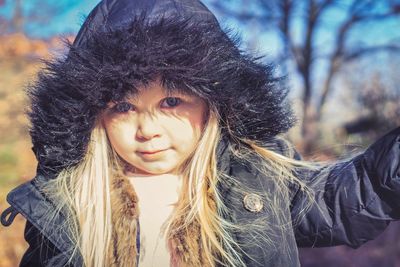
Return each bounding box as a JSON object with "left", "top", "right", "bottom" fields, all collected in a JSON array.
[{"left": 243, "top": 193, "right": 263, "bottom": 213}]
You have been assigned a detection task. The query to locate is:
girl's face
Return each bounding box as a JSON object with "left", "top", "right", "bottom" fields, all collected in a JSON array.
[{"left": 102, "top": 81, "right": 208, "bottom": 175}]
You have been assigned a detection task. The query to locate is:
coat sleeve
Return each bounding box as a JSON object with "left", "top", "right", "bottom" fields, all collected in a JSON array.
[
  {"left": 19, "top": 220, "right": 63, "bottom": 267},
  {"left": 286, "top": 126, "right": 400, "bottom": 248}
]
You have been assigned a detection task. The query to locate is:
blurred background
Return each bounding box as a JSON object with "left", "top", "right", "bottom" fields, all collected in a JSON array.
[{"left": 0, "top": 0, "right": 400, "bottom": 266}]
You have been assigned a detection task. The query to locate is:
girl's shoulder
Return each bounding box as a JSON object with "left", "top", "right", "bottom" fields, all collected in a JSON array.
[{"left": 1, "top": 175, "right": 74, "bottom": 259}]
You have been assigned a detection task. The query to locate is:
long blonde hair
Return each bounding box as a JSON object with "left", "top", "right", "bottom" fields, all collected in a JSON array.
[{"left": 37, "top": 102, "right": 329, "bottom": 267}]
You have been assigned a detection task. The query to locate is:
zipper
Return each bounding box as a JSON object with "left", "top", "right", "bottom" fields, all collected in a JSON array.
[{"left": 136, "top": 218, "right": 140, "bottom": 266}]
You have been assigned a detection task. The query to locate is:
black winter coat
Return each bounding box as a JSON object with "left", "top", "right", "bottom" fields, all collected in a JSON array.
[{"left": 2, "top": 126, "right": 400, "bottom": 267}]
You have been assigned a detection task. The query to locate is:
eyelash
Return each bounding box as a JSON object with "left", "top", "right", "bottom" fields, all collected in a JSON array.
[{"left": 112, "top": 97, "right": 183, "bottom": 113}]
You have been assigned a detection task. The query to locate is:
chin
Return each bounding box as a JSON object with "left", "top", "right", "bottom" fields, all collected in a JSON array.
[{"left": 134, "top": 165, "right": 177, "bottom": 175}]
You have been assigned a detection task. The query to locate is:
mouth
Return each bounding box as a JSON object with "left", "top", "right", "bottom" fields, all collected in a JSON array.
[{"left": 138, "top": 149, "right": 167, "bottom": 154}]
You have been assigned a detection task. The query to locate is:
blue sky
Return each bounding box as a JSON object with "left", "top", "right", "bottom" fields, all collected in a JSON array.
[{"left": 0, "top": 0, "right": 99, "bottom": 37}]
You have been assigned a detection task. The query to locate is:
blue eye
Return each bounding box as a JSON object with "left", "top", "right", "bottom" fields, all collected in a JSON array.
[
  {"left": 113, "top": 102, "right": 133, "bottom": 113},
  {"left": 162, "top": 97, "right": 182, "bottom": 108}
]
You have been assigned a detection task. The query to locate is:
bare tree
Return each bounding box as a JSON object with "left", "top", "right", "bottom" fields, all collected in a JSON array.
[
  {"left": 210, "top": 0, "right": 400, "bottom": 153},
  {"left": 341, "top": 65, "right": 400, "bottom": 142}
]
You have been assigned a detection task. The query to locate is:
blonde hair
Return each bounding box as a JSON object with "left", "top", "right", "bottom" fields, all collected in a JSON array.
[
  {"left": 37, "top": 102, "right": 333, "bottom": 267},
  {"left": 37, "top": 120, "right": 119, "bottom": 266}
]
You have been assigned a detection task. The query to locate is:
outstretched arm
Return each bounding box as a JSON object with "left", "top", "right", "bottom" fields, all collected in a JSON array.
[{"left": 287, "top": 126, "right": 400, "bottom": 248}]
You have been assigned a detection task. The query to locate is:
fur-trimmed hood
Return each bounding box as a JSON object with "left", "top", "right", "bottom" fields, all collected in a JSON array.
[{"left": 28, "top": 0, "right": 297, "bottom": 177}]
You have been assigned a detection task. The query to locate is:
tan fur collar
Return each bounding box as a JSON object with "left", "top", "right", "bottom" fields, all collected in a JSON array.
[
  {"left": 108, "top": 173, "right": 140, "bottom": 266},
  {"left": 108, "top": 173, "right": 210, "bottom": 267}
]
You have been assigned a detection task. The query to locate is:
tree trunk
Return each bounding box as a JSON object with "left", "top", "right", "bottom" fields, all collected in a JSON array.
[{"left": 301, "top": 76, "right": 319, "bottom": 155}]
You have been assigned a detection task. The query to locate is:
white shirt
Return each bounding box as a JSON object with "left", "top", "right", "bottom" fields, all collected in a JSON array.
[{"left": 127, "top": 173, "right": 182, "bottom": 267}]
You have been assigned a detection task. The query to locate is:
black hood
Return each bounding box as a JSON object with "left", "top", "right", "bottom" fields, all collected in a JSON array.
[{"left": 28, "top": 0, "right": 297, "bottom": 178}]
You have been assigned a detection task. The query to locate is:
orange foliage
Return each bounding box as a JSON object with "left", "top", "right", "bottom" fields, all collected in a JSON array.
[
  {"left": 0, "top": 33, "right": 49, "bottom": 58},
  {"left": 0, "top": 33, "right": 70, "bottom": 266}
]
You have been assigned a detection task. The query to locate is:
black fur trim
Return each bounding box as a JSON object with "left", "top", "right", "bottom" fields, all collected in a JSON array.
[{"left": 28, "top": 12, "right": 297, "bottom": 178}]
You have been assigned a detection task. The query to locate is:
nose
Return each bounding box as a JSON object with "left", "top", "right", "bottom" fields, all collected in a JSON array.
[{"left": 136, "top": 112, "right": 162, "bottom": 140}]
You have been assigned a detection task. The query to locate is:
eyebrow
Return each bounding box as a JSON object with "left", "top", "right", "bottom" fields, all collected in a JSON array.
[
  {"left": 166, "top": 88, "right": 200, "bottom": 99},
  {"left": 124, "top": 89, "right": 195, "bottom": 102}
]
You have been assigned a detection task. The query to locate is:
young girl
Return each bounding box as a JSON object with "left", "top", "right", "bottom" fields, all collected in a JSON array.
[{"left": 1, "top": 0, "right": 400, "bottom": 266}]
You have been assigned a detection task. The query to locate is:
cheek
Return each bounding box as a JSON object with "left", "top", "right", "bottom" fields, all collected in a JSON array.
[
  {"left": 189, "top": 103, "right": 208, "bottom": 133},
  {"left": 165, "top": 109, "right": 206, "bottom": 144},
  {"left": 164, "top": 116, "right": 201, "bottom": 138},
  {"left": 103, "top": 119, "right": 136, "bottom": 151}
]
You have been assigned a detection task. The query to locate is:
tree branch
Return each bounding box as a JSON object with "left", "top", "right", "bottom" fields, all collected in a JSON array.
[{"left": 344, "top": 44, "right": 400, "bottom": 61}]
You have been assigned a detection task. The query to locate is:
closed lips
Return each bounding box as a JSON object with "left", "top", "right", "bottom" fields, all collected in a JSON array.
[{"left": 139, "top": 149, "right": 166, "bottom": 154}]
